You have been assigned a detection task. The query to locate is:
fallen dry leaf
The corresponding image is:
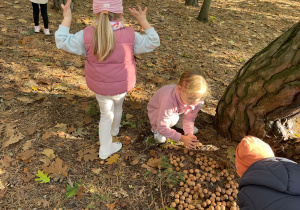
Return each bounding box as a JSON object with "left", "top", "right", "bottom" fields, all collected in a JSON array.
[
  {"left": 83, "top": 116, "right": 93, "bottom": 125},
  {"left": 77, "top": 148, "right": 98, "bottom": 162},
  {"left": 105, "top": 154, "right": 120, "bottom": 165},
  {"left": 41, "top": 149, "right": 55, "bottom": 160},
  {"left": 83, "top": 153, "right": 98, "bottom": 162},
  {"left": 131, "top": 158, "right": 140, "bottom": 165},
  {"left": 149, "top": 150, "right": 156, "bottom": 157},
  {"left": 23, "top": 140, "right": 33, "bottom": 150},
  {"left": 128, "top": 100, "right": 142, "bottom": 109},
  {"left": 3, "top": 92, "right": 15, "bottom": 101},
  {"left": 125, "top": 114, "right": 133, "bottom": 120},
  {"left": 53, "top": 173, "right": 65, "bottom": 182},
  {"left": 67, "top": 125, "right": 75, "bottom": 133},
  {"left": 0, "top": 155, "right": 13, "bottom": 168},
  {"left": 76, "top": 185, "right": 85, "bottom": 200},
  {"left": 22, "top": 172, "right": 35, "bottom": 183},
  {"left": 42, "top": 132, "right": 52, "bottom": 140},
  {"left": 16, "top": 97, "right": 34, "bottom": 104},
  {"left": 91, "top": 168, "right": 102, "bottom": 174},
  {"left": 141, "top": 164, "right": 158, "bottom": 174},
  {"left": 146, "top": 158, "right": 162, "bottom": 168},
  {"left": 4, "top": 124, "right": 16, "bottom": 138},
  {"left": 17, "top": 150, "right": 35, "bottom": 162},
  {"left": 42, "top": 157, "right": 68, "bottom": 177},
  {"left": 121, "top": 136, "right": 131, "bottom": 146},
  {"left": 3, "top": 133, "right": 24, "bottom": 148},
  {"left": 106, "top": 202, "right": 116, "bottom": 210},
  {"left": 72, "top": 128, "right": 90, "bottom": 137},
  {"left": 0, "top": 181, "right": 7, "bottom": 199},
  {"left": 54, "top": 123, "right": 67, "bottom": 132},
  {"left": 40, "top": 157, "right": 51, "bottom": 167},
  {"left": 26, "top": 126, "right": 35, "bottom": 135}
]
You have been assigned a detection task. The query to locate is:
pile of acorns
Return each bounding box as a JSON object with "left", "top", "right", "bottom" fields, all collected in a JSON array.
[{"left": 168, "top": 151, "right": 239, "bottom": 210}]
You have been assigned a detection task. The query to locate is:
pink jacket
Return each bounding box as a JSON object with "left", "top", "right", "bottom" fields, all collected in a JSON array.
[
  {"left": 83, "top": 26, "right": 136, "bottom": 96},
  {"left": 147, "top": 85, "right": 204, "bottom": 141}
]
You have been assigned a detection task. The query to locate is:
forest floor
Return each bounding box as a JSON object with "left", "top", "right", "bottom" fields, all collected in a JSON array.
[{"left": 0, "top": 0, "right": 299, "bottom": 209}]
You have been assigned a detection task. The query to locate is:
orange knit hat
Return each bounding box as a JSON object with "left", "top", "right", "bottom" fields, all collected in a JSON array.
[{"left": 236, "top": 136, "right": 275, "bottom": 177}]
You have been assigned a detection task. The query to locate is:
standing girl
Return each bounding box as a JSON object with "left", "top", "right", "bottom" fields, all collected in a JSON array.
[
  {"left": 147, "top": 69, "right": 207, "bottom": 149},
  {"left": 55, "top": 0, "right": 160, "bottom": 159},
  {"left": 30, "top": 0, "right": 50, "bottom": 35}
]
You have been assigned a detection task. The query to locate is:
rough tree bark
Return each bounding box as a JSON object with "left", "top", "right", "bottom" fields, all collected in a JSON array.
[
  {"left": 53, "top": 0, "right": 64, "bottom": 10},
  {"left": 215, "top": 21, "right": 300, "bottom": 142},
  {"left": 197, "top": 0, "right": 212, "bottom": 22},
  {"left": 185, "top": 0, "right": 198, "bottom": 7},
  {"left": 53, "top": 0, "right": 75, "bottom": 10}
]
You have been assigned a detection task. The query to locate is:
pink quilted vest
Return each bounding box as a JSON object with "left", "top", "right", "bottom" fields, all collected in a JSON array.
[{"left": 83, "top": 26, "right": 136, "bottom": 95}]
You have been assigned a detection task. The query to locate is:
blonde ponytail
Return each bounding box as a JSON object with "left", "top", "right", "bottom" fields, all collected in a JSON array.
[{"left": 93, "top": 12, "right": 115, "bottom": 62}]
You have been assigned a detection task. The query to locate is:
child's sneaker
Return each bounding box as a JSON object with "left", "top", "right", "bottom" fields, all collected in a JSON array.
[
  {"left": 154, "top": 132, "right": 166, "bottom": 143},
  {"left": 43, "top": 28, "right": 50, "bottom": 35},
  {"left": 99, "top": 142, "right": 122, "bottom": 160},
  {"left": 34, "top": 25, "right": 40, "bottom": 33}
]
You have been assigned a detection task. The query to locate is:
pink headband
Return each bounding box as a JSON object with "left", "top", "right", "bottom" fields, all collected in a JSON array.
[{"left": 93, "top": 0, "right": 123, "bottom": 14}]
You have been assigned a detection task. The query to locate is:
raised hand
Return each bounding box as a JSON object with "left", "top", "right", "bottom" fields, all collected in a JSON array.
[
  {"left": 128, "top": 6, "right": 151, "bottom": 30},
  {"left": 61, "top": 0, "right": 72, "bottom": 27},
  {"left": 61, "top": 0, "right": 72, "bottom": 19}
]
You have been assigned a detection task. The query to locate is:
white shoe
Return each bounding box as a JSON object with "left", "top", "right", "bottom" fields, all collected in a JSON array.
[
  {"left": 34, "top": 25, "right": 40, "bottom": 33},
  {"left": 154, "top": 132, "right": 166, "bottom": 143},
  {"left": 193, "top": 126, "right": 198, "bottom": 134},
  {"left": 43, "top": 28, "right": 50, "bottom": 35},
  {"left": 99, "top": 142, "right": 122, "bottom": 160}
]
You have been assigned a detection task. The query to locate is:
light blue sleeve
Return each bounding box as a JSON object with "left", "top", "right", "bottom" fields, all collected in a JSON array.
[
  {"left": 134, "top": 27, "right": 160, "bottom": 55},
  {"left": 55, "top": 25, "right": 87, "bottom": 56}
]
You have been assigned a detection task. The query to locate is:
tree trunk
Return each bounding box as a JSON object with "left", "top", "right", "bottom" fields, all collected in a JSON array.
[
  {"left": 215, "top": 21, "right": 300, "bottom": 142},
  {"left": 185, "top": 0, "right": 198, "bottom": 7},
  {"left": 197, "top": 0, "right": 212, "bottom": 22},
  {"left": 53, "top": 0, "right": 71, "bottom": 10}
]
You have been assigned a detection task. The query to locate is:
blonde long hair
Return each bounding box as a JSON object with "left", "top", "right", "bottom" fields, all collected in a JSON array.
[
  {"left": 93, "top": 12, "right": 122, "bottom": 62},
  {"left": 178, "top": 69, "right": 208, "bottom": 95}
]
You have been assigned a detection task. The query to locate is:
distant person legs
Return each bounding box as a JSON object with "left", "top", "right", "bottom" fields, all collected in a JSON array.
[
  {"left": 32, "top": 2, "right": 40, "bottom": 32},
  {"left": 40, "top": 3, "right": 48, "bottom": 29}
]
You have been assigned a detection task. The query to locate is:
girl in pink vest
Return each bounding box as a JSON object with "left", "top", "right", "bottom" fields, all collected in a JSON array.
[
  {"left": 55, "top": 0, "right": 160, "bottom": 159},
  {"left": 147, "top": 69, "right": 207, "bottom": 149}
]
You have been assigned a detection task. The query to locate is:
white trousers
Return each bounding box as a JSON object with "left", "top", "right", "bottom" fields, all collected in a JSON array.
[
  {"left": 95, "top": 92, "right": 126, "bottom": 156},
  {"left": 153, "top": 114, "right": 180, "bottom": 143},
  {"left": 170, "top": 114, "right": 181, "bottom": 127}
]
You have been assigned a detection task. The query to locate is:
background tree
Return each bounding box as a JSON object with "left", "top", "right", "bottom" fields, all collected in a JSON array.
[
  {"left": 197, "top": 0, "right": 212, "bottom": 22},
  {"left": 215, "top": 21, "right": 300, "bottom": 142},
  {"left": 53, "top": 0, "right": 74, "bottom": 10},
  {"left": 53, "top": 0, "right": 64, "bottom": 10},
  {"left": 185, "top": 0, "right": 198, "bottom": 7}
]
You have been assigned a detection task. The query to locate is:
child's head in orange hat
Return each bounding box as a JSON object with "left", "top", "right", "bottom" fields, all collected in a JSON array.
[{"left": 236, "top": 136, "right": 275, "bottom": 177}]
